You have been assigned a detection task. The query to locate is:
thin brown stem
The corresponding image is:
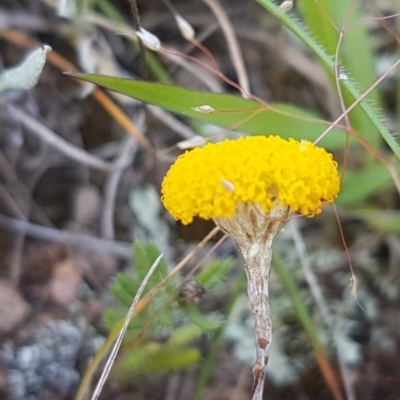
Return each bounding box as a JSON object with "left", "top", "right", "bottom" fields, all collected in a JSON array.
[{"left": 202, "top": 0, "right": 250, "bottom": 97}]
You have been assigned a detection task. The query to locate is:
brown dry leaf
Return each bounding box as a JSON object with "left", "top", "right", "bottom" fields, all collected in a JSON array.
[
  {"left": 80, "top": 252, "right": 117, "bottom": 290},
  {"left": 72, "top": 185, "right": 101, "bottom": 227},
  {"left": 48, "top": 259, "right": 83, "bottom": 305},
  {"left": 0, "top": 279, "right": 30, "bottom": 335}
]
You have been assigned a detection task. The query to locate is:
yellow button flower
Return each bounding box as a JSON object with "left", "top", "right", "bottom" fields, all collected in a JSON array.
[
  {"left": 161, "top": 135, "right": 341, "bottom": 400},
  {"left": 161, "top": 135, "right": 340, "bottom": 225}
]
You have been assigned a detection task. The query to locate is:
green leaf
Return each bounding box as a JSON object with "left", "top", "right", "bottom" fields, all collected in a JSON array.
[
  {"left": 167, "top": 323, "right": 203, "bottom": 346},
  {"left": 146, "top": 346, "right": 200, "bottom": 373},
  {"left": 196, "top": 260, "right": 232, "bottom": 291},
  {"left": 117, "top": 342, "right": 200, "bottom": 377},
  {"left": 70, "top": 73, "right": 347, "bottom": 149},
  {"left": 135, "top": 346, "right": 200, "bottom": 374},
  {"left": 109, "top": 278, "right": 136, "bottom": 308},
  {"left": 337, "top": 162, "right": 393, "bottom": 207},
  {"left": 103, "top": 307, "right": 147, "bottom": 334},
  {"left": 179, "top": 304, "right": 219, "bottom": 332},
  {"left": 354, "top": 210, "right": 400, "bottom": 233},
  {"left": 102, "top": 307, "right": 124, "bottom": 330},
  {"left": 331, "top": 0, "right": 381, "bottom": 106},
  {"left": 257, "top": 0, "right": 400, "bottom": 161},
  {"left": 153, "top": 294, "right": 174, "bottom": 327},
  {"left": 297, "top": 0, "right": 338, "bottom": 57},
  {"left": 297, "top": 0, "right": 381, "bottom": 148},
  {"left": 116, "top": 273, "right": 139, "bottom": 298},
  {"left": 133, "top": 241, "right": 168, "bottom": 291},
  {"left": 121, "top": 343, "right": 161, "bottom": 371},
  {"left": 272, "top": 252, "right": 324, "bottom": 353}
]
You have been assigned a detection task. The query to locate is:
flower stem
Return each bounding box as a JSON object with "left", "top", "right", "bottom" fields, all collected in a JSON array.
[
  {"left": 215, "top": 204, "right": 290, "bottom": 399},
  {"left": 238, "top": 237, "right": 274, "bottom": 400}
]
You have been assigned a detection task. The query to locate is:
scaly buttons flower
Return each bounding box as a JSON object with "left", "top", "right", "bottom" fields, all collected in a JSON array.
[
  {"left": 161, "top": 136, "right": 340, "bottom": 225},
  {"left": 161, "top": 135, "right": 340, "bottom": 400}
]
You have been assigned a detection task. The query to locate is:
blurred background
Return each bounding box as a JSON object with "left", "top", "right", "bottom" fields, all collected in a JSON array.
[{"left": 0, "top": 0, "right": 400, "bottom": 399}]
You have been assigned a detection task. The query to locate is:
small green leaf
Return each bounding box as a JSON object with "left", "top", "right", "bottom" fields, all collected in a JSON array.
[
  {"left": 196, "top": 260, "right": 232, "bottom": 291},
  {"left": 139, "top": 347, "right": 200, "bottom": 374},
  {"left": 133, "top": 240, "right": 152, "bottom": 278},
  {"left": 180, "top": 305, "right": 220, "bottom": 331},
  {"left": 141, "top": 347, "right": 201, "bottom": 373},
  {"left": 153, "top": 294, "right": 173, "bottom": 327},
  {"left": 116, "top": 273, "right": 139, "bottom": 298},
  {"left": 117, "top": 343, "right": 200, "bottom": 377},
  {"left": 109, "top": 279, "right": 135, "bottom": 308},
  {"left": 102, "top": 307, "right": 124, "bottom": 330},
  {"left": 167, "top": 323, "right": 203, "bottom": 346},
  {"left": 122, "top": 343, "right": 161, "bottom": 370},
  {"left": 103, "top": 307, "right": 147, "bottom": 334},
  {"left": 133, "top": 241, "right": 168, "bottom": 291}
]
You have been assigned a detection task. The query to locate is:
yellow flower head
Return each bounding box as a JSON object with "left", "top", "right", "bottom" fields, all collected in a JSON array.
[{"left": 161, "top": 136, "right": 340, "bottom": 225}]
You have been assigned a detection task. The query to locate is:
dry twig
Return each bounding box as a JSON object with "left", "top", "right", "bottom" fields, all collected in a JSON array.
[{"left": 0, "top": 214, "right": 132, "bottom": 259}]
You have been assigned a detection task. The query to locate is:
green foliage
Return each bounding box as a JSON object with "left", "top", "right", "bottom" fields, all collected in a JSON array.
[
  {"left": 167, "top": 323, "right": 203, "bottom": 346},
  {"left": 67, "top": 1, "right": 400, "bottom": 396},
  {"left": 257, "top": 0, "right": 400, "bottom": 161},
  {"left": 68, "top": 1, "right": 400, "bottom": 233},
  {"left": 337, "top": 163, "right": 394, "bottom": 207},
  {"left": 195, "top": 259, "right": 232, "bottom": 291},
  {"left": 114, "top": 325, "right": 204, "bottom": 379},
  {"left": 272, "top": 252, "right": 321, "bottom": 344},
  {"left": 69, "top": 0, "right": 399, "bottom": 225},
  {"left": 297, "top": 0, "right": 381, "bottom": 148},
  {"left": 354, "top": 210, "right": 400, "bottom": 234},
  {"left": 112, "top": 273, "right": 138, "bottom": 301},
  {"left": 180, "top": 304, "right": 219, "bottom": 331},
  {"left": 71, "top": 73, "right": 346, "bottom": 149},
  {"left": 133, "top": 241, "right": 170, "bottom": 294},
  {"left": 115, "top": 334, "right": 201, "bottom": 378},
  {"left": 104, "top": 240, "right": 232, "bottom": 379}
]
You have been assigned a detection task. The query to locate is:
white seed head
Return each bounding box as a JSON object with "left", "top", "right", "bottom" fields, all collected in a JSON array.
[
  {"left": 348, "top": 275, "right": 357, "bottom": 297},
  {"left": 220, "top": 179, "right": 235, "bottom": 193},
  {"left": 136, "top": 28, "right": 161, "bottom": 51},
  {"left": 338, "top": 68, "right": 349, "bottom": 81},
  {"left": 175, "top": 15, "right": 195, "bottom": 41},
  {"left": 348, "top": 274, "right": 365, "bottom": 311},
  {"left": 191, "top": 105, "right": 214, "bottom": 113},
  {"left": 278, "top": 0, "right": 293, "bottom": 13},
  {"left": 177, "top": 136, "right": 207, "bottom": 150}
]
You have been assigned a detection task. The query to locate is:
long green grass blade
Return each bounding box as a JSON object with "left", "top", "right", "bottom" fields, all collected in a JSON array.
[
  {"left": 297, "top": 0, "right": 381, "bottom": 148},
  {"left": 257, "top": 0, "right": 400, "bottom": 160},
  {"left": 297, "top": 0, "right": 338, "bottom": 56},
  {"left": 71, "top": 73, "right": 347, "bottom": 148}
]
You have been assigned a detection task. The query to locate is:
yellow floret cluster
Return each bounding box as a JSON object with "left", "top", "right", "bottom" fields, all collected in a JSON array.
[{"left": 161, "top": 136, "right": 340, "bottom": 225}]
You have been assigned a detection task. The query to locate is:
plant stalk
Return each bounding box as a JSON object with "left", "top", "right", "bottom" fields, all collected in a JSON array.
[
  {"left": 238, "top": 237, "right": 274, "bottom": 400},
  {"left": 215, "top": 203, "right": 290, "bottom": 400}
]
